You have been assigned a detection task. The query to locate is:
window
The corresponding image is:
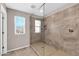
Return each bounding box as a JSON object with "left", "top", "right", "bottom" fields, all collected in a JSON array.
[
  {"left": 15, "top": 16, "right": 25, "bottom": 35},
  {"left": 35, "top": 20, "right": 41, "bottom": 33}
]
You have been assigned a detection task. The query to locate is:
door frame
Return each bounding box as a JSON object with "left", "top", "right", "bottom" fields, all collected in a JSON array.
[
  {"left": 1, "top": 4, "right": 7, "bottom": 54},
  {"left": 0, "top": 11, "right": 2, "bottom": 56}
]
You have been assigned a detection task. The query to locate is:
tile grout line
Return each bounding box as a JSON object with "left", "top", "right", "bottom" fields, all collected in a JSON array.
[{"left": 30, "top": 46, "right": 39, "bottom": 56}]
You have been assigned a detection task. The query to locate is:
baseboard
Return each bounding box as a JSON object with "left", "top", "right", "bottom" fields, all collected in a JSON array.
[{"left": 7, "top": 44, "right": 30, "bottom": 53}]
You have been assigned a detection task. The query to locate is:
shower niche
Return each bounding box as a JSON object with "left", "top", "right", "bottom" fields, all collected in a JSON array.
[{"left": 57, "top": 16, "right": 79, "bottom": 52}]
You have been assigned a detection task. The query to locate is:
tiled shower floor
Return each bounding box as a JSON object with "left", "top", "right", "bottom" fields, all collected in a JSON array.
[{"left": 31, "top": 42, "right": 70, "bottom": 56}]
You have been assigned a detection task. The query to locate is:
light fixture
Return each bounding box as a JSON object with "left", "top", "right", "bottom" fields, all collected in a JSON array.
[
  {"left": 31, "top": 5, "right": 36, "bottom": 9},
  {"left": 40, "top": 9, "right": 43, "bottom": 13}
]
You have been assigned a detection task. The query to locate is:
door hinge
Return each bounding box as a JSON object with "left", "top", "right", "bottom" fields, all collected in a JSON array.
[
  {"left": 2, "top": 17, "right": 4, "bottom": 19},
  {"left": 2, "top": 32, "right": 4, "bottom": 34},
  {"left": 2, "top": 46, "right": 4, "bottom": 49}
]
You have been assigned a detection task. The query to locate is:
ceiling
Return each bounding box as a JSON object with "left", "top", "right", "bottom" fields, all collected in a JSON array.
[
  {"left": 5, "top": 3, "right": 44, "bottom": 16},
  {"left": 45, "top": 3, "right": 70, "bottom": 16},
  {"left": 5, "top": 3, "right": 76, "bottom": 16}
]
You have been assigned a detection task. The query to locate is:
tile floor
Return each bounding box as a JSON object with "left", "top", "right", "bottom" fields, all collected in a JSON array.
[
  {"left": 3, "top": 42, "right": 77, "bottom": 56},
  {"left": 2, "top": 47, "right": 37, "bottom": 56},
  {"left": 31, "top": 42, "right": 70, "bottom": 56}
]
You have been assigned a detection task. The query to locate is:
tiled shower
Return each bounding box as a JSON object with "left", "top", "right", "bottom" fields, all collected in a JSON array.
[{"left": 30, "top": 4, "right": 79, "bottom": 56}]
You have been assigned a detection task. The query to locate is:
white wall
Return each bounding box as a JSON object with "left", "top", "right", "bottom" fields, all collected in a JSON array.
[{"left": 7, "top": 8, "right": 30, "bottom": 52}]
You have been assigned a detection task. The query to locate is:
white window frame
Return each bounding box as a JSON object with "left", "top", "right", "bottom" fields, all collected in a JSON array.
[
  {"left": 35, "top": 20, "right": 41, "bottom": 33},
  {"left": 14, "top": 16, "right": 25, "bottom": 35}
]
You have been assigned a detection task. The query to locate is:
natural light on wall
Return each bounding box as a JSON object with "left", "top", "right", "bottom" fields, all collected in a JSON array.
[
  {"left": 35, "top": 20, "right": 41, "bottom": 33},
  {"left": 15, "top": 16, "right": 25, "bottom": 35}
]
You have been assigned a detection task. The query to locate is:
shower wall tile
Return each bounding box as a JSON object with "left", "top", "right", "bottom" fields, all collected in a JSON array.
[
  {"left": 44, "top": 4, "right": 79, "bottom": 54},
  {"left": 30, "top": 16, "right": 43, "bottom": 44}
]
